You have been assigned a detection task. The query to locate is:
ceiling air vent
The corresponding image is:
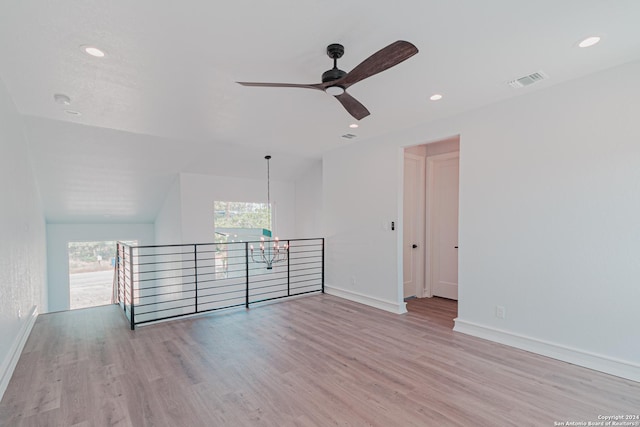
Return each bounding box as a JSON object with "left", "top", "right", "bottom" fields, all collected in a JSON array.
[
  {"left": 341, "top": 133, "right": 357, "bottom": 139},
  {"left": 507, "top": 71, "right": 549, "bottom": 88}
]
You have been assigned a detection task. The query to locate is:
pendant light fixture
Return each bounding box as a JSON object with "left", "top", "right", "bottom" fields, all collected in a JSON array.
[{"left": 250, "top": 155, "right": 288, "bottom": 269}]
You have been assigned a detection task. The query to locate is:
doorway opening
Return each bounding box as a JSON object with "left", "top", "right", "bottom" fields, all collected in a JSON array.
[
  {"left": 403, "top": 136, "right": 460, "bottom": 318},
  {"left": 68, "top": 240, "right": 136, "bottom": 310}
]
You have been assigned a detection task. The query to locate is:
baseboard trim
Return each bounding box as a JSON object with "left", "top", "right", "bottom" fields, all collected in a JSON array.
[
  {"left": 325, "top": 285, "right": 407, "bottom": 314},
  {"left": 454, "top": 318, "right": 640, "bottom": 383},
  {"left": 0, "top": 305, "right": 38, "bottom": 401}
]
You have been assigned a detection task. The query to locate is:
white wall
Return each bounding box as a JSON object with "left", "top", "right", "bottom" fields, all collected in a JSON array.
[
  {"left": 154, "top": 168, "right": 320, "bottom": 246},
  {"left": 0, "top": 78, "right": 47, "bottom": 398},
  {"left": 154, "top": 176, "right": 183, "bottom": 245},
  {"left": 46, "top": 223, "right": 155, "bottom": 312},
  {"left": 324, "top": 142, "right": 402, "bottom": 313},
  {"left": 179, "top": 172, "right": 296, "bottom": 244},
  {"left": 294, "top": 159, "right": 323, "bottom": 238},
  {"left": 323, "top": 60, "right": 640, "bottom": 381}
]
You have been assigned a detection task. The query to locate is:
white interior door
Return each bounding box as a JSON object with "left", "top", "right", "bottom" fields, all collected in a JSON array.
[
  {"left": 428, "top": 152, "right": 459, "bottom": 300},
  {"left": 403, "top": 153, "right": 425, "bottom": 299}
]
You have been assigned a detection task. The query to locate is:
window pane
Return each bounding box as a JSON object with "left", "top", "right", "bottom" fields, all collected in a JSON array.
[
  {"left": 214, "top": 201, "right": 273, "bottom": 278},
  {"left": 214, "top": 201, "right": 271, "bottom": 243}
]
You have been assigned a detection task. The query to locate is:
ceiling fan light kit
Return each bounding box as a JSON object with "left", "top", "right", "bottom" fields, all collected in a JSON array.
[
  {"left": 325, "top": 86, "right": 345, "bottom": 96},
  {"left": 237, "top": 40, "right": 418, "bottom": 120}
]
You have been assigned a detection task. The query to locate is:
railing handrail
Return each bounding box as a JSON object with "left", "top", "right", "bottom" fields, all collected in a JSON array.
[
  {"left": 115, "top": 238, "right": 324, "bottom": 329},
  {"left": 117, "top": 237, "right": 323, "bottom": 250}
]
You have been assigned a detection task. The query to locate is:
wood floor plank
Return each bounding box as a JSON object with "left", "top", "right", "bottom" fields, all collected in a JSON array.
[{"left": 1, "top": 295, "right": 639, "bottom": 426}]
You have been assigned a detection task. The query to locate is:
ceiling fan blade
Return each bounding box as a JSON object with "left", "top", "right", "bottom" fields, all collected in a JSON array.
[
  {"left": 237, "top": 82, "right": 325, "bottom": 91},
  {"left": 338, "top": 40, "right": 418, "bottom": 89},
  {"left": 334, "top": 92, "right": 370, "bottom": 120}
]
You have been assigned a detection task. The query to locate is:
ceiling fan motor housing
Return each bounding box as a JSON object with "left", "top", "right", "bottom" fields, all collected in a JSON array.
[
  {"left": 322, "top": 67, "right": 346, "bottom": 83},
  {"left": 323, "top": 43, "right": 347, "bottom": 84}
]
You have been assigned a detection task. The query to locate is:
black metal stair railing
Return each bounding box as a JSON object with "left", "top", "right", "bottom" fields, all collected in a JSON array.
[{"left": 115, "top": 238, "right": 324, "bottom": 329}]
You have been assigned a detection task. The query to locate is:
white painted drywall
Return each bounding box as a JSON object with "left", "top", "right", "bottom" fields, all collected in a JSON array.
[
  {"left": 323, "top": 60, "right": 640, "bottom": 377},
  {"left": 324, "top": 142, "right": 401, "bottom": 309},
  {"left": 178, "top": 172, "right": 296, "bottom": 244},
  {"left": 0, "top": 78, "right": 47, "bottom": 398},
  {"left": 294, "top": 159, "right": 323, "bottom": 238},
  {"left": 46, "top": 223, "right": 155, "bottom": 312},
  {"left": 154, "top": 176, "right": 183, "bottom": 245}
]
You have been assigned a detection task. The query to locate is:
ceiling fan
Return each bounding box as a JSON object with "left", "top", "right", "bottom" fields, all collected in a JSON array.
[{"left": 237, "top": 40, "right": 419, "bottom": 120}]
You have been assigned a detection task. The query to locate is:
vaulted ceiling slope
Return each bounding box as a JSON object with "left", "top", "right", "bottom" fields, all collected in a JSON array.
[{"left": 1, "top": 1, "right": 640, "bottom": 223}]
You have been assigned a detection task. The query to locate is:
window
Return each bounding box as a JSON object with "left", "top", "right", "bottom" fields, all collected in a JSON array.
[
  {"left": 213, "top": 201, "right": 273, "bottom": 278},
  {"left": 214, "top": 201, "right": 272, "bottom": 243},
  {"left": 68, "top": 240, "right": 137, "bottom": 309}
]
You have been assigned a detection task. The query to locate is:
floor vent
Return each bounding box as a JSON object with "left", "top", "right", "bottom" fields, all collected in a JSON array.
[
  {"left": 507, "top": 71, "right": 548, "bottom": 88},
  {"left": 341, "top": 133, "right": 357, "bottom": 139}
]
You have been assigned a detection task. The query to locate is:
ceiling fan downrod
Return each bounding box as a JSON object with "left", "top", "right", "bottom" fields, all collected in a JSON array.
[{"left": 323, "top": 43, "right": 347, "bottom": 94}]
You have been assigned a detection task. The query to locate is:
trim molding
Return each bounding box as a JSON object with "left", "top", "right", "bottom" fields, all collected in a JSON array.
[
  {"left": 0, "top": 305, "right": 38, "bottom": 401},
  {"left": 325, "top": 285, "right": 407, "bottom": 314},
  {"left": 454, "top": 318, "right": 640, "bottom": 383}
]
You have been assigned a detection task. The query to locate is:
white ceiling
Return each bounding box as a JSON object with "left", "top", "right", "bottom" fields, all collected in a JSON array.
[{"left": 1, "top": 0, "right": 640, "bottom": 223}]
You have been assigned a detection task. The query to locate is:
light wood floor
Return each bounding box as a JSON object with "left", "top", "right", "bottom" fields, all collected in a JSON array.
[{"left": 1, "top": 295, "right": 638, "bottom": 426}]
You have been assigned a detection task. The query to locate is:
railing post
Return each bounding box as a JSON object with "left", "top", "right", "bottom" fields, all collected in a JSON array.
[
  {"left": 321, "top": 238, "right": 325, "bottom": 294},
  {"left": 122, "top": 244, "right": 127, "bottom": 314},
  {"left": 245, "top": 242, "right": 250, "bottom": 308},
  {"left": 287, "top": 240, "right": 290, "bottom": 296},
  {"left": 129, "top": 245, "right": 135, "bottom": 330},
  {"left": 194, "top": 244, "right": 198, "bottom": 313},
  {"left": 116, "top": 243, "right": 121, "bottom": 305}
]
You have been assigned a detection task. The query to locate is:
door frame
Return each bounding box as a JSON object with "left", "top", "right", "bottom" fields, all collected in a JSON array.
[
  {"left": 425, "top": 151, "right": 460, "bottom": 298},
  {"left": 403, "top": 152, "right": 426, "bottom": 299}
]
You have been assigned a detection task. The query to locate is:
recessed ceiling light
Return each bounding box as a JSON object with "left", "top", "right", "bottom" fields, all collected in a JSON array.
[
  {"left": 578, "top": 36, "right": 601, "bottom": 48},
  {"left": 53, "top": 93, "right": 71, "bottom": 105},
  {"left": 349, "top": 123, "right": 359, "bottom": 129},
  {"left": 64, "top": 109, "right": 81, "bottom": 116},
  {"left": 81, "top": 45, "right": 106, "bottom": 57},
  {"left": 430, "top": 94, "right": 443, "bottom": 101}
]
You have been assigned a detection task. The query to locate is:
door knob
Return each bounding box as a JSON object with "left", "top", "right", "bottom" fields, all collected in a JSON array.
[{"left": 412, "top": 244, "right": 418, "bottom": 248}]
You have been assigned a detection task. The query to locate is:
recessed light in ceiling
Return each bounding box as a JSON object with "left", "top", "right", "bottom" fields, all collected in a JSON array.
[
  {"left": 81, "top": 45, "right": 106, "bottom": 57},
  {"left": 53, "top": 93, "right": 71, "bottom": 105},
  {"left": 64, "top": 109, "right": 82, "bottom": 116},
  {"left": 349, "top": 123, "right": 359, "bottom": 129},
  {"left": 578, "top": 36, "right": 601, "bottom": 48},
  {"left": 430, "top": 94, "right": 443, "bottom": 101}
]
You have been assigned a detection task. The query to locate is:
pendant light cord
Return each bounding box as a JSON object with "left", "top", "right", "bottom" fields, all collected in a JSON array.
[{"left": 265, "top": 155, "right": 271, "bottom": 230}]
